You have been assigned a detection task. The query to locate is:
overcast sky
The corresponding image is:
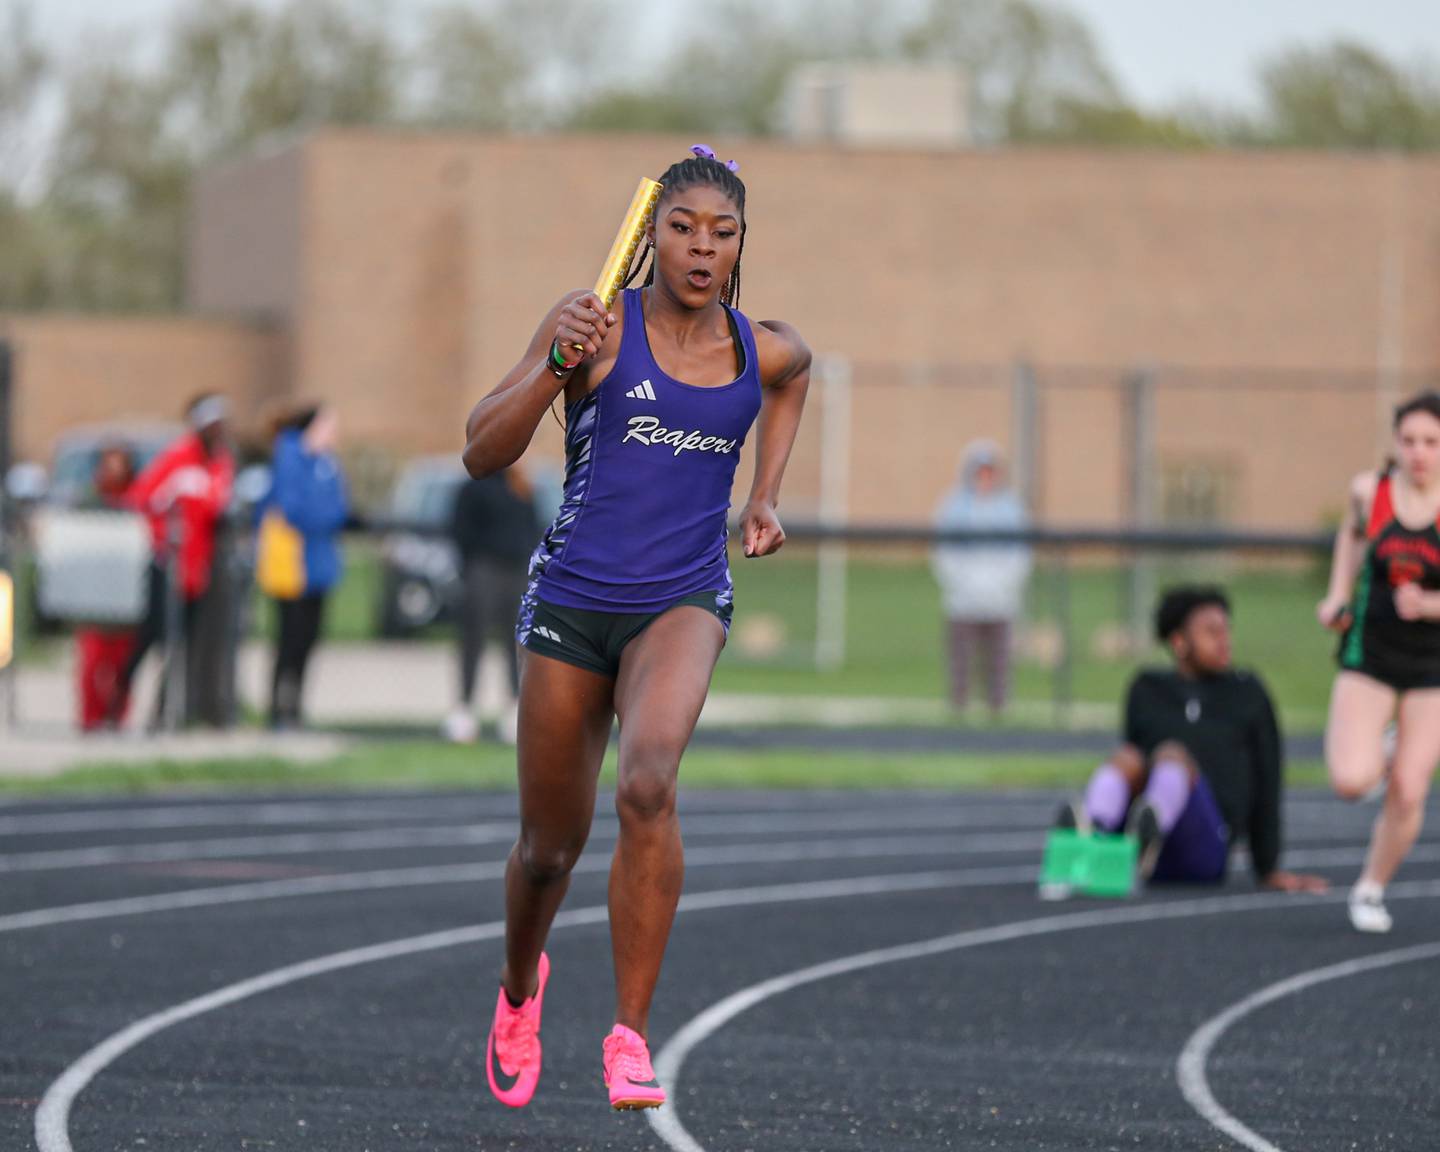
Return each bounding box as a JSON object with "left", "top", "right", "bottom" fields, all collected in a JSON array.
[{"left": 24, "top": 0, "right": 1440, "bottom": 113}]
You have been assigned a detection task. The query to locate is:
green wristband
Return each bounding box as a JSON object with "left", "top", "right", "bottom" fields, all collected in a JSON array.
[{"left": 548, "top": 340, "right": 575, "bottom": 375}]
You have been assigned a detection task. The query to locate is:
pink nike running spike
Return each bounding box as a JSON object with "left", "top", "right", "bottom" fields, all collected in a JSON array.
[
  {"left": 603, "top": 1023, "right": 667, "bottom": 1110},
  {"left": 486, "top": 952, "right": 550, "bottom": 1108}
]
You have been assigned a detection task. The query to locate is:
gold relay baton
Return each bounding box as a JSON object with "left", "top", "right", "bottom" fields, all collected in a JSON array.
[{"left": 569, "top": 177, "right": 663, "bottom": 358}]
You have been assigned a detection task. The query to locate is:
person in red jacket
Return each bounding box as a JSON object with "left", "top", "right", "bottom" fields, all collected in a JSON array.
[
  {"left": 111, "top": 393, "right": 235, "bottom": 727},
  {"left": 76, "top": 444, "right": 139, "bottom": 730}
]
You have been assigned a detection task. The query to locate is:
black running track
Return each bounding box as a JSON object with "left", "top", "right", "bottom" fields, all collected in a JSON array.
[{"left": 2, "top": 787, "right": 1437, "bottom": 1151}]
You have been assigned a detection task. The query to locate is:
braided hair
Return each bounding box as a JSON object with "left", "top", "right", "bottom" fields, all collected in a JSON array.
[{"left": 621, "top": 151, "right": 748, "bottom": 308}]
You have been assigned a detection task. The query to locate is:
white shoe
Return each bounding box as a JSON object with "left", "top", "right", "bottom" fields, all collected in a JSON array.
[
  {"left": 443, "top": 709, "right": 479, "bottom": 745},
  {"left": 1348, "top": 885, "right": 1393, "bottom": 934}
]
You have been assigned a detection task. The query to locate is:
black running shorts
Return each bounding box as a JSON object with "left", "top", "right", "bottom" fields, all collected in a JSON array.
[{"left": 520, "top": 590, "right": 732, "bottom": 679}]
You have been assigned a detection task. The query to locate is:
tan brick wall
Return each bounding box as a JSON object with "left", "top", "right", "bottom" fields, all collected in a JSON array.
[
  {"left": 294, "top": 134, "right": 475, "bottom": 456},
  {"left": 1, "top": 315, "right": 288, "bottom": 465},
  {"left": 188, "top": 144, "right": 305, "bottom": 319},
  {"left": 179, "top": 133, "right": 1440, "bottom": 527}
]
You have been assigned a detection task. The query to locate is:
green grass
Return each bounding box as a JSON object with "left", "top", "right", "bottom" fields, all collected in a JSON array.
[
  {"left": 13, "top": 539, "right": 1336, "bottom": 731},
  {"left": 242, "top": 544, "right": 1335, "bottom": 716},
  {"left": 715, "top": 547, "right": 1335, "bottom": 731},
  {"left": 0, "top": 741, "right": 1330, "bottom": 796},
  {"left": 245, "top": 544, "right": 1335, "bottom": 732}
]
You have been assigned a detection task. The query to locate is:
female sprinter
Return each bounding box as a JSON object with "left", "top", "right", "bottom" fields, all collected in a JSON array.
[
  {"left": 1319, "top": 390, "right": 1440, "bottom": 933},
  {"left": 462, "top": 146, "right": 811, "bottom": 1110}
]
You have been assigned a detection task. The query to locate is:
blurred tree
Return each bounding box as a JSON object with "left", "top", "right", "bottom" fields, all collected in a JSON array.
[
  {"left": 565, "top": 0, "right": 1190, "bottom": 146},
  {"left": 0, "top": 2, "right": 45, "bottom": 185},
  {"left": 165, "top": 0, "right": 399, "bottom": 155},
  {"left": 567, "top": 0, "right": 901, "bottom": 135},
  {"left": 12, "top": 0, "right": 1440, "bottom": 315},
  {"left": 41, "top": 46, "right": 191, "bottom": 309},
  {"left": 413, "top": 4, "right": 527, "bottom": 131},
  {"left": 1025, "top": 100, "right": 1215, "bottom": 149},
  {"left": 13, "top": 0, "right": 401, "bottom": 311},
  {"left": 414, "top": 0, "right": 610, "bottom": 132},
  {"left": 0, "top": 1, "right": 50, "bottom": 306},
  {"left": 1255, "top": 39, "right": 1440, "bottom": 150},
  {"left": 902, "top": 0, "right": 1122, "bottom": 142}
]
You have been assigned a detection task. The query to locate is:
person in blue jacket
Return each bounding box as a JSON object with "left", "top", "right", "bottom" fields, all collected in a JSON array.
[{"left": 263, "top": 403, "right": 348, "bottom": 729}]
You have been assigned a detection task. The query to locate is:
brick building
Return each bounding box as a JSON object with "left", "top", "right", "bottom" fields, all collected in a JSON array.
[{"left": 8, "top": 131, "right": 1439, "bottom": 528}]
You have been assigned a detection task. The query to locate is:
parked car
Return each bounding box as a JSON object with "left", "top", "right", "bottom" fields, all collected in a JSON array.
[
  {"left": 26, "top": 422, "right": 182, "bottom": 508},
  {"left": 375, "top": 455, "right": 467, "bottom": 637},
  {"left": 6, "top": 423, "right": 182, "bottom": 633}
]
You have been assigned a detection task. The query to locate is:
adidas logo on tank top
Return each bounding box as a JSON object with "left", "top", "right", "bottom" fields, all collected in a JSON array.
[{"left": 625, "top": 379, "right": 657, "bottom": 401}]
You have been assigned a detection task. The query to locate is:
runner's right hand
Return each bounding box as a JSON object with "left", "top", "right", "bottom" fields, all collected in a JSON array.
[{"left": 553, "top": 292, "right": 616, "bottom": 367}]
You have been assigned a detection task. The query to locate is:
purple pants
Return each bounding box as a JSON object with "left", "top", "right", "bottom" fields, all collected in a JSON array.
[
  {"left": 1096, "top": 774, "right": 1230, "bottom": 884},
  {"left": 1152, "top": 776, "right": 1230, "bottom": 884}
]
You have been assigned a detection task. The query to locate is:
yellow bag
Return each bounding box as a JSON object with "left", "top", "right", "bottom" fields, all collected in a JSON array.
[{"left": 257, "top": 508, "right": 306, "bottom": 600}]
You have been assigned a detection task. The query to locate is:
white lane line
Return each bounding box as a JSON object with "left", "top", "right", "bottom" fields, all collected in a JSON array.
[
  {"left": 0, "top": 837, "right": 1043, "bottom": 934},
  {"left": 1, "top": 789, "right": 998, "bottom": 836},
  {"left": 27, "top": 854, "right": 1440, "bottom": 1152},
  {"left": 31, "top": 867, "right": 1025, "bottom": 1152},
  {"left": 643, "top": 880, "right": 1440, "bottom": 1152},
  {"left": 3, "top": 830, "right": 1427, "bottom": 937},
  {"left": 0, "top": 824, "right": 516, "bottom": 873},
  {"left": 3, "top": 838, "right": 1421, "bottom": 941},
  {"left": 0, "top": 799, "right": 501, "bottom": 837},
  {"left": 1176, "top": 939, "right": 1440, "bottom": 1152},
  {"left": 0, "top": 807, "right": 1049, "bottom": 874},
  {"left": 0, "top": 808, "right": 1407, "bottom": 875}
]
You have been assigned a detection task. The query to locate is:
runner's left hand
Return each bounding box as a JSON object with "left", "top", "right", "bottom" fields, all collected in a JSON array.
[
  {"left": 741, "top": 500, "right": 785, "bottom": 558},
  {"left": 1259, "top": 870, "right": 1329, "bottom": 893}
]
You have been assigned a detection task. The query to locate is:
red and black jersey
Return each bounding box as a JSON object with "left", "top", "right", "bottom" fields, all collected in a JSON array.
[{"left": 1339, "top": 471, "right": 1440, "bottom": 683}]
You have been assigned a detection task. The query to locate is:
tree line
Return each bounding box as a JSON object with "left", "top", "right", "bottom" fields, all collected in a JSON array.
[{"left": 2, "top": 0, "right": 1439, "bottom": 312}]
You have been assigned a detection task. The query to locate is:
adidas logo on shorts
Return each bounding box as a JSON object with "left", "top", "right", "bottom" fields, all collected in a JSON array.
[
  {"left": 625, "top": 379, "right": 657, "bottom": 401},
  {"left": 534, "top": 625, "right": 563, "bottom": 644}
]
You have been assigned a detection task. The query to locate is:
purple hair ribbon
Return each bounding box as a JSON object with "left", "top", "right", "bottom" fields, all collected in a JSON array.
[{"left": 690, "top": 143, "right": 740, "bottom": 173}]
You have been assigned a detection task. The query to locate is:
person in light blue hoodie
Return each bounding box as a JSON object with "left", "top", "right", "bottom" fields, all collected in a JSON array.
[
  {"left": 262, "top": 403, "right": 348, "bottom": 729},
  {"left": 931, "top": 440, "right": 1031, "bottom": 715}
]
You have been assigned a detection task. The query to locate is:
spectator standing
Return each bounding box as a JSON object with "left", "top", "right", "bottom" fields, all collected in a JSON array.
[
  {"left": 258, "top": 403, "right": 348, "bottom": 730},
  {"left": 113, "top": 393, "right": 235, "bottom": 727},
  {"left": 931, "top": 440, "right": 1032, "bottom": 716},
  {"left": 445, "top": 464, "right": 539, "bottom": 744}
]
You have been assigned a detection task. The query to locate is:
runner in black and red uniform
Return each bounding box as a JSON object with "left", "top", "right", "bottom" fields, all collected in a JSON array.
[{"left": 1319, "top": 389, "right": 1440, "bottom": 933}]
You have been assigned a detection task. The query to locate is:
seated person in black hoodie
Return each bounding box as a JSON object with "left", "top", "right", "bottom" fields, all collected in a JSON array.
[{"left": 1058, "top": 586, "right": 1328, "bottom": 892}]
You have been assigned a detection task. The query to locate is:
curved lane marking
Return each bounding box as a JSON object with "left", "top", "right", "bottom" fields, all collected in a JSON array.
[
  {"left": 34, "top": 867, "right": 1020, "bottom": 1152},
  {"left": 4, "top": 835, "right": 1417, "bottom": 936},
  {"left": 1176, "top": 939, "right": 1440, "bottom": 1152},
  {"left": 0, "top": 806, "right": 1050, "bottom": 873},
  {"left": 644, "top": 881, "right": 1440, "bottom": 1152},
  {"left": 5, "top": 835, "right": 1422, "bottom": 938},
  {"left": 0, "top": 837, "right": 1041, "bottom": 934},
  {"left": 0, "top": 799, "right": 506, "bottom": 837}
]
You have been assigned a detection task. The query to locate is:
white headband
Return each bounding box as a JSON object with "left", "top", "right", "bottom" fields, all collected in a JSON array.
[{"left": 189, "top": 396, "right": 229, "bottom": 429}]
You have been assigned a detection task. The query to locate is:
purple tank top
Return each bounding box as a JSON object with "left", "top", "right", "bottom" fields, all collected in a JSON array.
[{"left": 528, "top": 288, "right": 764, "bottom": 613}]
